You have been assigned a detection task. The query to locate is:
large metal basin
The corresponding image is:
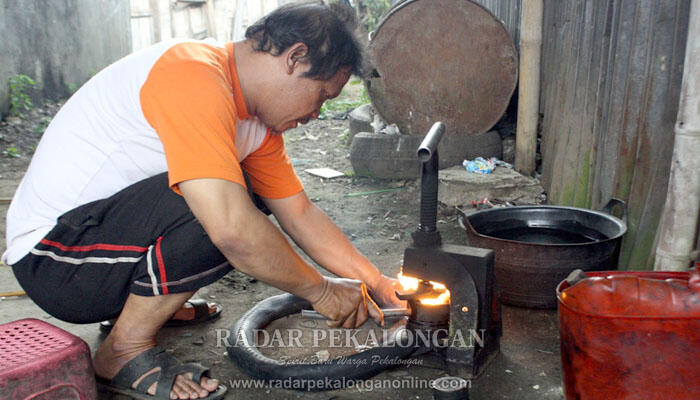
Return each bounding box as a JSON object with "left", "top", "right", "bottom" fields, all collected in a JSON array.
[{"left": 459, "top": 200, "right": 627, "bottom": 308}]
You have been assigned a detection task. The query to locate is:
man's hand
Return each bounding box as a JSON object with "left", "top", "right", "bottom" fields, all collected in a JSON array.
[
  {"left": 369, "top": 275, "right": 408, "bottom": 309},
  {"left": 310, "top": 277, "right": 384, "bottom": 328},
  {"left": 265, "top": 193, "right": 406, "bottom": 312}
]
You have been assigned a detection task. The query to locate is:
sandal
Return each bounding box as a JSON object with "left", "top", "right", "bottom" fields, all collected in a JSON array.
[
  {"left": 100, "top": 299, "right": 222, "bottom": 332},
  {"left": 96, "top": 346, "right": 227, "bottom": 399}
]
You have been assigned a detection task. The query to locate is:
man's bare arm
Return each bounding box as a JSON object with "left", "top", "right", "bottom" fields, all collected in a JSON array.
[
  {"left": 179, "top": 178, "right": 382, "bottom": 327},
  {"left": 264, "top": 191, "right": 404, "bottom": 308}
]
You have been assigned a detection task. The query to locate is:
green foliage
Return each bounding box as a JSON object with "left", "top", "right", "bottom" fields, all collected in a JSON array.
[
  {"left": 8, "top": 75, "right": 36, "bottom": 116},
  {"left": 320, "top": 96, "right": 367, "bottom": 114},
  {"left": 320, "top": 82, "right": 371, "bottom": 116},
  {"left": 66, "top": 82, "right": 79, "bottom": 95},
  {"left": 3, "top": 146, "right": 19, "bottom": 158},
  {"left": 362, "top": 0, "right": 392, "bottom": 33},
  {"left": 34, "top": 116, "right": 51, "bottom": 135}
]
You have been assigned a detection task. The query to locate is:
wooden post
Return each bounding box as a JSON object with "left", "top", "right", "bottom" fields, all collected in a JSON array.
[
  {"left": 169, "top": 0, "right": 177, "bottom": 38},
  {"left": 149, "top": 0, "right": 162, "bottom": 42},
  {"left": 514, "top": 0, "right": 543, "bottom": 176},
  {"left": 204, "top": 0, "right": 217, "bottom": 39},
  {"left": 654, "top": 0, "right": 700, "bottom": 271},
  {"left": 233, "top": 0, "right": 247, "bottom": 41}
]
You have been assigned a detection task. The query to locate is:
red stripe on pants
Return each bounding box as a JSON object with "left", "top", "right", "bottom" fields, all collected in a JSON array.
[{"left": 40, "top": 239, "right": 149, "bottom": 253}]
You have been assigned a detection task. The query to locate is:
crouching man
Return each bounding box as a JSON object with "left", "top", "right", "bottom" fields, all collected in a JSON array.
[{"left": 3, "top": 2, "right": 401, "bottom": 399}]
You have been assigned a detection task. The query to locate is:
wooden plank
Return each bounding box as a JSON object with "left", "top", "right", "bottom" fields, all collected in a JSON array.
[
  {"left": 569, "top": 1, "right": 589, "bottom": 208},
  {"left": 550, "top": 0, "right": 579, "bottom": 205},
  {"left": 621, "top": 0, "right": 689, "bottom": 269},
  {"left": 585, "top": 0, "right": 612, "bottom": 209},
  {"left": 589, "top": 0, "right": 617, "bottom": 208},
  {"left": 131, "top": 15, "right": 153, "bottom": 50},
  {"left": 539, "top": 0, "right": 558, "bottom": 191}
]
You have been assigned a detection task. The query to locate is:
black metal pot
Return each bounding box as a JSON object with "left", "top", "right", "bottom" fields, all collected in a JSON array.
[{"left": 458, "top": 199, "right": 627, "bottom": 308}]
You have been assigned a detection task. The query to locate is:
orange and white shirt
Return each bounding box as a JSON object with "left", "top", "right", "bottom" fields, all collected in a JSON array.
[{"left": 3, "top": 39, "right": 303, "bottom": 265}]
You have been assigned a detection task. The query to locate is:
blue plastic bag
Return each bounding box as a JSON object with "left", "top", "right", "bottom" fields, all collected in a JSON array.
[{"left": 462, "top": 157, "right": 496, "bottom": 174}]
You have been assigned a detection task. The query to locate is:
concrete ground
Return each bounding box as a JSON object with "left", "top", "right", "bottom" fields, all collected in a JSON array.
[{"left": 0, "top": 259, "right": 563, "bottom": 400}]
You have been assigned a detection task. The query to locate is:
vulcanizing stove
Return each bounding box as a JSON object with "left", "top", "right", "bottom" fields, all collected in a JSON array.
[{"left": 396, "top": 122, "right": 501, "bottom": 378}]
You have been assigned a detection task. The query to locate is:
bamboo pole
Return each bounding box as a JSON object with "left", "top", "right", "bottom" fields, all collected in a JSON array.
[
  {"left": 0, "top": 291, "right": 26, "bottom": 298},
  {"left": 514, "top": 0, "right": 543, "bottom": 176},
  {"left": 654, "top": 0, "right": 700, "bottom": 271}
]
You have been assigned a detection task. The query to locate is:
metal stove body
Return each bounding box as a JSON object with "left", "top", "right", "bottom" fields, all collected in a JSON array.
[{"left": 400, "top": 122, "right": 501, "bottom": 378}]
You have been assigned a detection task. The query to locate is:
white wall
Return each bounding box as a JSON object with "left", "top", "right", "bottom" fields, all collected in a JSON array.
[{"left": 0, "top": 0, "right": 131, "bottom": 116}]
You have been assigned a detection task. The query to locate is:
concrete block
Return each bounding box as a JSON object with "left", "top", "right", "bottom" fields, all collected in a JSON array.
[
  {"left": 350, "top": 131, "right": 502, "bottom": 179},
  {"left": 348, "top": 103, "right": 374, "bottom": 140},
  {"left": 438, "top": 166, "right": 544, "bottom": 207}
]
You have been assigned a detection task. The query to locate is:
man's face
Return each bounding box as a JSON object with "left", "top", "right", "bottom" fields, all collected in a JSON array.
[{"left": 263, "top": 65, "right": 352, "bottom": 134}]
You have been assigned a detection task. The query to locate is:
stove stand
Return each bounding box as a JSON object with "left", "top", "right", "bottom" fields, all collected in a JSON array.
[{"left": 400, "top": 122, "right": 501, "bottom": 378}]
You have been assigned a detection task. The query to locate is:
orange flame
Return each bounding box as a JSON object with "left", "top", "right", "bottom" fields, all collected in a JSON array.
[{"left": 397, "top": 271, "right": 451, "bottom": 305}]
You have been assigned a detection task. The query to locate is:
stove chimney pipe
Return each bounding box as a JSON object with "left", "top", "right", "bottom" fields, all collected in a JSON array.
[
  {"left": 413, "top": 122, "right": 446, "bottom": 247},
  {"left": 417, "top": 122, "right": 445, "bottom": 162}
]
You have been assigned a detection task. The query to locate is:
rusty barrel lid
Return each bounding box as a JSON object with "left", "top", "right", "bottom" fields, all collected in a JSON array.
[{"left": 366, "top": 0, "right": 518, "bottom": 136}]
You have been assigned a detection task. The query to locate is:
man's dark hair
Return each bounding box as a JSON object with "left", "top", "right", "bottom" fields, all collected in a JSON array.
[{"left": 245, "top": 1, "right": 364, "bottom": 80}]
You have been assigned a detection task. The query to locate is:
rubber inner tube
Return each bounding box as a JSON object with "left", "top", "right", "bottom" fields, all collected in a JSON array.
[{"left": 226, "top": 293, "right": 419, "bottom": 391}]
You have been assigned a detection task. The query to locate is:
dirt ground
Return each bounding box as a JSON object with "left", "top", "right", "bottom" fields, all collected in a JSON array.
[{"left": 0, "top": 94, "right": 563, "bottom": 399}]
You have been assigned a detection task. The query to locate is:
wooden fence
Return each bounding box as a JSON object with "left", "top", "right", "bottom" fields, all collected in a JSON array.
[
  {"left": 539, "top": 0, "right": 691, "bottom": 269},
  {"left": 129, "top": 0, "right": 297, "bottom": 51}
]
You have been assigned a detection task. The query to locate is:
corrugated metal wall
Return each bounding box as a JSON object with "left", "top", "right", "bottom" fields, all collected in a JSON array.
[
  {"left": 473, "top": 0, "right": 521, "bottom": 51},
  {"left": 540, "top": 0, "right": 691, "bottom": 269}
]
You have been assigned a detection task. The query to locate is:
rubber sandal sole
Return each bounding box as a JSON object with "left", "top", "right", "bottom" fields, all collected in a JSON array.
[{"left": 96, "top": 376, "right": 227, "bottom": 400}]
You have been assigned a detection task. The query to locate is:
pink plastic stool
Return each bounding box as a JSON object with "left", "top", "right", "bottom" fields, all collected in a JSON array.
[{"left": 0, "top": 318, "right": 97, "bottom": 399}]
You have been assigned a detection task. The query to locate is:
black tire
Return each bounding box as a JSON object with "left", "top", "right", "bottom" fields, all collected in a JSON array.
[{"left": 226, "top": 294, "right": 418, "bottom": 391}]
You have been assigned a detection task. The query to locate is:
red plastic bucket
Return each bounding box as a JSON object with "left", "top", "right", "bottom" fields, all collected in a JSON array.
[{"left": 557, "top": 270, "right": 700, "bottom": 400}]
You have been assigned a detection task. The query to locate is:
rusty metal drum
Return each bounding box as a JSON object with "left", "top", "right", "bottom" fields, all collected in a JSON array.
[{"left": 366, "top": 0, "right": 518, "bottom": 136}]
